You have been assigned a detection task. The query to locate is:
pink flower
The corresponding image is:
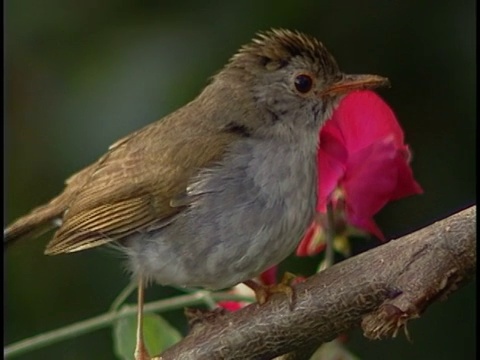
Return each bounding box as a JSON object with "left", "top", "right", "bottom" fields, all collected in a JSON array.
[
  {"left": 258, "top": 265, "right": 277, "bottom": 285},
  {"left": 297, "top": 90, "right": 423, "bottom": 256},
  {"left": 217, "top": 298, "right": 246, "bottom": 312},
  {"left": 218, "top": 266, "right": 278, "bottom": 311}
]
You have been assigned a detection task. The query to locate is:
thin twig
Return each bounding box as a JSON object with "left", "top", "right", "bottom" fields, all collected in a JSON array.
[
  {"left": 109, "top": 280, "right": 138, "bottom": 312},
  {"left": 4, "top": 291, "right": 254, "bottom": 358},
  {"left": 324, "top": 202, "right": 336, "bottom": 268}
]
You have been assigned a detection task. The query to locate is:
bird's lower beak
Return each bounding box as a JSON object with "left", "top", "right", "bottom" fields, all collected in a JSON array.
[{"left": 320, "top": 74, "right": 390, "bottom": 96}]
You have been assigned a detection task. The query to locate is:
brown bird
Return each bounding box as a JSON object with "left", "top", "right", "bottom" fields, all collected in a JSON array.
[{"left": 5, "top": 29, "right": 389, "bottom": 359}]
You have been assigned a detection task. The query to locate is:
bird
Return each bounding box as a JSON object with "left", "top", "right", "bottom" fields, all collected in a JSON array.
[{"left": 5, "top": 28, "right": 389, "bottom": 359}]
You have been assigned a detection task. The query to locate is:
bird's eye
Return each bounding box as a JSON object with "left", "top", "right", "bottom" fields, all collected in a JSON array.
[{"left": 294, "top": 74, "right": 314, "bottom": 94}]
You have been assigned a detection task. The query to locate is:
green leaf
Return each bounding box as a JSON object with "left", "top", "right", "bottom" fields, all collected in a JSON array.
[
  {"left": 310, "top": 338, "right": 360, "bottom": 360},
  {"left": 113, "top": 305, "right": 182, "bottom": 360}
]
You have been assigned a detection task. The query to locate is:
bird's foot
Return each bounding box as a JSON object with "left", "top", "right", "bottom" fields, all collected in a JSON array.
[{"left": 244, "top": 272, "right": 299, "bottom": 308}]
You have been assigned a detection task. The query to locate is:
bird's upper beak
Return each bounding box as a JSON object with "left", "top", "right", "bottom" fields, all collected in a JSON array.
[{"left": 320, "top": 74, "right": 390, "bottom": 97}]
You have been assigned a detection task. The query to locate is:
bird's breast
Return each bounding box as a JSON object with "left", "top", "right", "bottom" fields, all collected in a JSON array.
[{"left": 126, "top": 137, "right": 318, "bottom": 289}]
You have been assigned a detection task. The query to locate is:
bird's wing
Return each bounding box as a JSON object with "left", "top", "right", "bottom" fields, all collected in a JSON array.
[{"left": 45, "top": 120, "right": 241, "bottom": 255}]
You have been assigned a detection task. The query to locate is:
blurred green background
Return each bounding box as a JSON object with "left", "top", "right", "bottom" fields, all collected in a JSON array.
[{"left": 5, "top": 1, "right": 475, "bottom": 359}]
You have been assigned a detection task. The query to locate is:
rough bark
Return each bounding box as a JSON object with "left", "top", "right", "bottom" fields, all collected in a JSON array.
[{"left": 159, "top": 205, "right": 476, "bottom": 360}]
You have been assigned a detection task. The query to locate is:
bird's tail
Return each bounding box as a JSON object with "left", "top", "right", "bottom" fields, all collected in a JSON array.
[{"left": 4, "top": 196, "right": 67, "bottom": 248}]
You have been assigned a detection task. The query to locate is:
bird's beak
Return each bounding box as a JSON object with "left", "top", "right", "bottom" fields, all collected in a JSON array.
[{"left": 320, "top": 74, "right": 390, "bottom": 97}]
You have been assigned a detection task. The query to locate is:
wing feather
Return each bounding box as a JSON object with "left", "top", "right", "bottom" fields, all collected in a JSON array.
[{"left": 44, "top": 117, "right": 241, "bottom": 254}]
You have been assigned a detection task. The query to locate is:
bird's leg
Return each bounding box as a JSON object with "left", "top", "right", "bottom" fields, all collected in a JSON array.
[
  {"left": 244, "top": 272, "right": 297, "bottom": 307},
  {"left": 134, "top": 276, "right": 150, "bottom": 360}
]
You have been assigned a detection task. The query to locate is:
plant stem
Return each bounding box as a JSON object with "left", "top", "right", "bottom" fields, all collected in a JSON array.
[
  {"left": 4, "top": 291, "right": 254, "bottom": 358},
  {"left": 324, "top": 203, "right": 336, "bottom": 268},
  {"left": 109, "top": 280, "right": 138, "bottom": 312}
]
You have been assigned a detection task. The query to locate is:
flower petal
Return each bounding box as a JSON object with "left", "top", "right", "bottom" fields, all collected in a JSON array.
[
  {"left": 329, "top": 90, "right": 406, "bottom": 153},
  {"left": 259, "top": 266, "right": 278, "bottom": 285},
  {"left": 320, "top": 90, "right": 423, "bottom": 240}
]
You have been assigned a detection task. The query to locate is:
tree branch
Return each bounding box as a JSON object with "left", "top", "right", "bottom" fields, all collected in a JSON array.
[{"left": 159, "top": 205, "right": 476, "bottom": 360}]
